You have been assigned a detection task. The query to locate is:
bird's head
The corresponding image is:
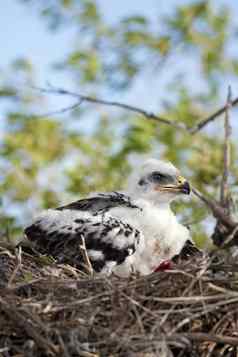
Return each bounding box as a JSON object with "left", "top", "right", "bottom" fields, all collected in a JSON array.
[{"left": 127, "top": 158, "right": 190, "bottom": 204}]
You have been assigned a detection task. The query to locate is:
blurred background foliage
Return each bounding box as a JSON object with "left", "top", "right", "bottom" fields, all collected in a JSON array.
[{"left": 1, "top": 0, "right": 238, "bottom": 245}]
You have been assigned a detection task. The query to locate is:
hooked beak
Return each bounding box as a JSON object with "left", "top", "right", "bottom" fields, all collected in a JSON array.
[
  {"left": 176, "top": 175, "right": 190, "bottom": 195},
  {"left": 178, "top": 180, "right": 190, "bottom": 195},
  {"left": 155, "top": 175, "right": 190, "bottom": 195}
]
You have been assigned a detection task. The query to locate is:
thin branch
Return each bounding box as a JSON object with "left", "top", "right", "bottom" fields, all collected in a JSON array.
[
  {"left": 159, "top": 256, "right": 210, "bottom": 331},
  {"left": 190, "top": 95, "right": 238, "bottom": 134},
  {"left": 32, "top": 84, "right": 238, "bottom": 134},
  {"left": 35, "top": 100, "right": 83, "bottom": 118},
  {"left": 171, "top": 296, "right": 238, "bottom": 334},
  {"left": 192, "top": 187, "right": 237, "bottom": 229},
  {"left": 31, "top": 85, "right": 188, "bottom": 130},
  {"left": 191, "top": 88, "right": 238, "bottom": 247},
  {"left": 193, "top": 185, "right": 238, "bottom": 247},
  {"left": 79, "top": 235, "right": 94, "bottom": 276},
  {"left": 0, "top": 297, "right": 58, "bottom": 355},
  {"left": 173, "top": 332, "right": 238, "bottom": 347},
  {"left": 220, "top": 86, "right": 232, "bottom": 211},
  {"left": 7, "top": 246, "right": 22, "bottom": 287}
]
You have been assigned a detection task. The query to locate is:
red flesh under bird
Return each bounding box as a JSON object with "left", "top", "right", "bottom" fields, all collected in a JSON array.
[{"left": 154, "top": 260, "right": 173, "bottom": 272}]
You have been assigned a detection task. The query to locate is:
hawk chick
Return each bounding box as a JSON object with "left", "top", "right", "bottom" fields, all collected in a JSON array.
[{"left": 24, "top": 159, "right": 198, "bottom": 276}]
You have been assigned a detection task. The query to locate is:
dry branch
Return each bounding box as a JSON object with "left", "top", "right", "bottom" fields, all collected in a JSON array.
[
  {"left": 174, "top": 332, "right": 238, "bottom": 347},
  {"left": 192, "top": 187, "right": 237, "bottom": 229},
  {"left": 0, "top": 297, "right": 58, "bottom": 355},
  {"left": 190, "top": 95, "right": 238, "bottom": 134},
  {"left": 33, "top": 85, "right": 186, "bottom": 130},
  {"left": 79, "top": 235, "right": 94, "bottom": 276},
  {"left": 207, "top": 87, "right": 238, "bottom": 247},
  {"left": 32, "top": 84, "right": 238, "bottom": 134},
  {"left": 7, "top": 245, "right": 22, "bottom": 287},
  {"left": 189, "top": 86, "right": 238, "bottom": 248},
  {"left": 220, "top": 86, "right": 232, "bottom": 211}
]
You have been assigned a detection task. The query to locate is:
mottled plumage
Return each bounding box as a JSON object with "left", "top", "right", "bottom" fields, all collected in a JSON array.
[
  {"left": 24, "top": 159, "right": 200, "bottom": 276},
  {"left": 25, "top": 193, "right": 142, "bottom": 274}
]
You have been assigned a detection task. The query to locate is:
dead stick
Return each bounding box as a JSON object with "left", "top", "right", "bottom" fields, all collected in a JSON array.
[
  {"left": 190, "top": 96, "right": 238, "bottom": 134},
  {"left": 192, "top": 188, "right": 236, "bottom": 229},
  {"left": 7, "top": 246, "right": 22, "bottom": 287},
  {"left": 79, "top": 235, "right": 94, "bottom": 276},
  {"left": 173, "top": 332, "right": 238, "bottom": 347},
  {"left": 32, "top": 84, "right": 238, "bottom": 134},
  {"left": 32, "top": 85, "right": 186, "bottom": 130},
  {"left": 0, "top": 298, "right": 58, "bottom": 355},
  {"left": 220, "top": 86, "right": 232, "bottom": 211}
]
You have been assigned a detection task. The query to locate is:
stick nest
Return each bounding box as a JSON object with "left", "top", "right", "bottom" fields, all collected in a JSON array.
[{"left": 0, "top": 244, "right": 238, "bottom": 357}]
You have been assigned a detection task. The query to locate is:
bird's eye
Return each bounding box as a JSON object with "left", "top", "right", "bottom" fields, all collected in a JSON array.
[{"left": 150, "top": 172, "right": 165, "bottom": 181}]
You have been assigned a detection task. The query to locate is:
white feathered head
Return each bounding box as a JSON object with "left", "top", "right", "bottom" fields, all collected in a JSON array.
[{"left": 127, "top": 158, "right": 190, "bottom": 204}]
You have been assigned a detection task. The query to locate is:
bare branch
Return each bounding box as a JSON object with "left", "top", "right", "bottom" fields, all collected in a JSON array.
[
  {"left": 32, "top": 85, "right": 188, "bottom": 130},
  {"left": 192, "top": 188, "right": 237, "bottom": 229},
  {"left": 190, "top": 95, "right": 238, "bottom": 134},
  {"left": 32, "top": 84, "right": 238, "bottom": 135},
  {"left": 220, "top": 86, "right": 232, "bottom": 211},
  {"left": 34, "top": 100, "right": 83, "bottom": 118}
]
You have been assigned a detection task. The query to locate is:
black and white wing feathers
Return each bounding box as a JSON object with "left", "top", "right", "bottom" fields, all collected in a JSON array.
[
  {"left": 56, "top": 192, "right": 141, "bottom": 214},
  {"left": 24, "top": 192, "right": 142, "bottom": 274}
]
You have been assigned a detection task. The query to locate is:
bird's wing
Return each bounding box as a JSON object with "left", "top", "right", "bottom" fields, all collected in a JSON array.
[
  {"left": 56, "top": 192, "right": 141, "bottom": 214},
  {"left": 24, "top": 208, "right": 142, "bottom": 274}
]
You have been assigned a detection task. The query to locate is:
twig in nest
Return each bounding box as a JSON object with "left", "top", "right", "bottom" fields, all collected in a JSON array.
[
  {"left": 170, "top": 296, "right": 238, "bottom": 334},
  {"left": 157, "top": 256, "right": 210, "bottom": 332},
  {"left": 173, "top": 332, "right": 238, "bottom": 347},
  {"left": 206, "top": 309, "right": 237, "bottom": 357},
  {"left": 57, "top": 263, "right": 88, "bottom": 278},
  {"left": 7, "top": 245, "right": 22, "bottom": 287},
  {"left": 0, "top": 297, "right": 59, "bottom": 355},
  {"left": 79, "top": 235, "right": 94, "bottom": 276}
]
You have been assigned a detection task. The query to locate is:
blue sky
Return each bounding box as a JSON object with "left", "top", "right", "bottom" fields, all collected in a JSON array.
[
  {"left": 1, "top": 0, "right": 180, "bottom": 72},
  {"left": 1, "top": 1, "right": 162, "bottom": 81}
]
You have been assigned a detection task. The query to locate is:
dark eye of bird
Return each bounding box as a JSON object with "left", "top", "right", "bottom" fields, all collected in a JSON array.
[
  {"left": 151, "top": 171, "right": 165, "bottom": 181},
  {"left": 150, "top": 171, "right": 165, "bottom": 181}
]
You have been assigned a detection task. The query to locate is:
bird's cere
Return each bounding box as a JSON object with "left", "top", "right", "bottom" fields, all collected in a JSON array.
[{"left": 24, "top": 158, "right": 199, "bottom": 277}]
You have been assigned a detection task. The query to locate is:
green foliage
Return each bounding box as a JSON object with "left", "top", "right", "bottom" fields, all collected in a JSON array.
[
  {"left": 2, "top": 0, "right": 238, "bottom": 244},
  {"left": 1, "top": 114, "right": 66, "bottom": 202},
  {"left": 167, "top": 1, "right": 232, "bottom": 79}
]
